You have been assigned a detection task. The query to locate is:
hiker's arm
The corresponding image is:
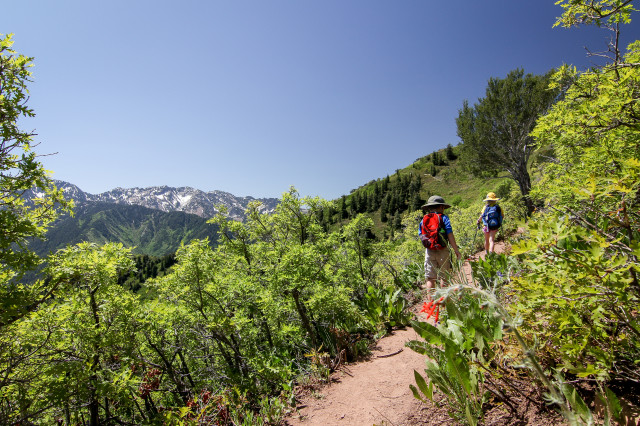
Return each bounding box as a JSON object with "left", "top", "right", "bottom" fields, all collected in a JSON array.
[
  {"left": 447, "top": 233, "right": 462, "bottom": 259},
  {"left": 477, "top": 206, "right": 485, "bottom": 224}
]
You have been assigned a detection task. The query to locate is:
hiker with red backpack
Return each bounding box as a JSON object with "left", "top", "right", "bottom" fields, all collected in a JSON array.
[
  {"left": 419, "top": 195, "right": 461, "bottom": 302},
  {"left": 476, "top": 192, "right": 504, "bottom": 255}
]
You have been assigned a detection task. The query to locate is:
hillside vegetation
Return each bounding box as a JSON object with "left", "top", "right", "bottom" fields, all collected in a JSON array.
[
  {"left": 29, "top": 203, "right": 220, "bottom": 258},
  {"left": 321, "top": 144, "right": 517, "bottom": 238},
  {"left": 1, "top": 2, "right": 639, "bottom": 425}
]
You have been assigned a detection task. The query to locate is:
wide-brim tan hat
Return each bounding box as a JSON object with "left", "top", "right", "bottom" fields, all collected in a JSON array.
[
  {"left": 421, "top": 195, "right": 451, "bottom": 209},
  {"left": 483, "top": 192, "right": 500, "bottom": 202}
]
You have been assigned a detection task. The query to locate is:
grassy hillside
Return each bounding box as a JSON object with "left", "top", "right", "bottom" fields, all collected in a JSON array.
[{"left": 324, "top": 144, "right": 514, "bottom": 237}]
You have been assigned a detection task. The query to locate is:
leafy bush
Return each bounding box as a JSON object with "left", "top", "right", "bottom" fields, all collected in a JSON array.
[
  {"left": 447, "top": 203, "right": 486, "bottom": 258},
  {"left": 470, "top": 252, "right": 520, "bottom": 290},
  {"left": 359, "top": 285, "right": 412, "bottom": 333},
  {"left": 493, "top": 179, "right": 512, "bottom": 200},
  {"left": 408, "top": 290, "right": 505, "bottom": 425},
  {"left": 511, "top": 213, "right": 640, "bottom": 383}
]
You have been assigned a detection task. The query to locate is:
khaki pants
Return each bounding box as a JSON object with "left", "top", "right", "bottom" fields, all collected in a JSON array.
[{"left": 424, "top": 248, "right": 451, "bottom": 280}]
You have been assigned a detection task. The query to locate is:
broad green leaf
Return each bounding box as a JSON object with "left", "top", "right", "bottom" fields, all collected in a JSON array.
[
  {"left": 413, "top": 370, "right": 433, "bottom": 400},
  {"left": 410, "top": 320, "right": 443, "bottom": 345}
]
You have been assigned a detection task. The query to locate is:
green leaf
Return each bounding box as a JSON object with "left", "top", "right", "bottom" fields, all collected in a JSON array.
[
  {"left": 602, "top": 386, "right": 622, "bottom": 422},
  {"left": 410, "top": 320, "right": 443, "bottom": 345},
  {"left": 575, "top": 363, "right": 599, "bottom": 378},
  {"left": 465, "top": 402, "right": 478, "bottom": 426},
  {"left": 562, "top": 383, "right": 593, "bottom": 423},
  {"left": 444, "top": 343, "right": 473, "bottom": 396},
  {"left": 406, "top": 340, "right": 440, "bottom": 356},
  {"left": 413, "top": 370, "right": 433, "bottom": 400}
]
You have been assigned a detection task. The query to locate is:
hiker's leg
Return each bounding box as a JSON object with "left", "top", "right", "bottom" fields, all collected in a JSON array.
[
  {"left": 424, "top": 249, "right": 434, "bottom": 301},
  {"left": 424, "top": 249, "right": 446, "bottom": 301},
  {"left": 484, "top": 228, "right": 490, "bottom": 255},
  {"left": 439, "top": 252, "right": 453, "bottom": 288},
  {"left": 425, "top": 278, "right": 436, "bottom": 301},
  {"left": 430, "top": 250, "right": 450, "bottom": 296},
  {"left": 488, "top": 230, "right": 498, "bottom": 253}
]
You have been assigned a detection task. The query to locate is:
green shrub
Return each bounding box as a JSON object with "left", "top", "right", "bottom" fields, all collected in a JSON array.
[{"left": 408, "top": 290, "right": 505, "bottom": 425}]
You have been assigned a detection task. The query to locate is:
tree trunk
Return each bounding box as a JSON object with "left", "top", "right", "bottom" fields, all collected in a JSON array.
[
  {"left": 89, "top": 290, "right": 100, "bottom": 426},
  {"left": 261, "top": 317, "right": 274, "bottom": 349},
  {"left": 292, "top": 288, "right": 317, "bottom": 347},
  {"left": 177, "top": 348, "right": 196, "bottom": 389},
  {"left": 512, "top": 162, "right": 535, "bottom": 216},
  {"left": 89, "top": 379, "right": 99, "bottom": 426},
  {"left": 144, "top": 335, "right": 189, "bottom": 403}
]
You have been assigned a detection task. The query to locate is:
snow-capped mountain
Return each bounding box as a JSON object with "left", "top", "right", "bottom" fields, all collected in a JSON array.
[{"left": 54, "top": 181, "right": 279, "bottom": 220}]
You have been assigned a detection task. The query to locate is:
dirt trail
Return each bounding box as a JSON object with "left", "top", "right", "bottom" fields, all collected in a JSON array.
[
  {"left": 284, "top": 242, "right": 508, "bottom": 426},
  {"left": 285, "top": 327, "right": 433, "bottom": 425}
]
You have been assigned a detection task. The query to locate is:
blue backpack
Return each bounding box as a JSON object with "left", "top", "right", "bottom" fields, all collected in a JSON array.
[{"left": 483, "top": 205, "right": 502, "bottom": 230}]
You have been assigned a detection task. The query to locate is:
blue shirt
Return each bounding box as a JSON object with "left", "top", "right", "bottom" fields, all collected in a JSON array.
[{"left": 418, "top": 213, "right": 453, "bottom": 235}]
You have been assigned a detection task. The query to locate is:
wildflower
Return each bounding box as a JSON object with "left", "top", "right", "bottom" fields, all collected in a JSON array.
[{"left": 421, "top": 297, "right": 445, "bottom": 323}]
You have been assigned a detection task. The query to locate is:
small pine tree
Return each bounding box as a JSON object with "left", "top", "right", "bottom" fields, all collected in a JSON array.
[
  {"left": 393, "top": 214, "right": 402, "bottom": 230},
  {"left": 380, "top": 197, "right": 388, "bottom": 222},
  {"left": 340, "top": 196, "right": 347, "bottom": 219},
  {"left": 446, "top": 143, "right": 457, "bottom": 160},
  {"left": 410, "top": 193, "right": 422, "bottom": 211},
  {"left": 374, "top": 184, "right": 381, "bottom": 208}
]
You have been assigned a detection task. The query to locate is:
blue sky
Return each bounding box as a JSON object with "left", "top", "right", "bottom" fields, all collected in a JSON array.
[{"left": 3, "top": 1, "right": 638, "bottom": 199}]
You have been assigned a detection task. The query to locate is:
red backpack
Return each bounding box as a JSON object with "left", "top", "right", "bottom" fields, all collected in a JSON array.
[{"left": 420, "top": 213, "right": 447, "bottom": 250}]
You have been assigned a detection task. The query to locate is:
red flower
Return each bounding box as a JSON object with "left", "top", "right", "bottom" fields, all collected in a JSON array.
[{"left": 421, "top": 297, "right": 445, "bottom": 322}]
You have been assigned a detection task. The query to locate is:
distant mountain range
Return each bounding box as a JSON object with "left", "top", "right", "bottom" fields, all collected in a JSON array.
[
  {"left": 53, "top": 181, "right": 280, "bottom": 220},
  {"left": 27, "top": 181, "right": 280, "bottom": 257}
]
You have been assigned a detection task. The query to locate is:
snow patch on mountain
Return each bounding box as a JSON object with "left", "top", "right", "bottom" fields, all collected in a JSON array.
[{"left": 52, "top": 181, "right": 278, "bottom": 220}]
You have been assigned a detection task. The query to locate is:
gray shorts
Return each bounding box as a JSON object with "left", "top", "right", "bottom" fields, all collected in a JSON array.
[{"left": 424, "top": 248, "right": 452, "bottom": 280}]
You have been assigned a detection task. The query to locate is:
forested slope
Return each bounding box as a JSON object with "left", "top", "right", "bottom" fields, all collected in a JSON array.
[
  {"left": 29, "top": 202, "right": 220, "bottom": 257},
  {"left": 319, "top": 143, "right": 518, "bottom": 238}
]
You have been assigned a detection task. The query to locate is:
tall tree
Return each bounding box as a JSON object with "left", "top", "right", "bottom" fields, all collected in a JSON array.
[
  {"left": 0, "top": 34, "right": 73, "bottom": 425},
  {"left": 512, "top": 0, "right": 640, "bottom": 404},
  {"left": 0, "top": 34, "right": 71, "bottom": 325},
  {"left": 456, "top": 68, "right": 559, "bottom": 214},
  {"left": 445, "top": 143, "right": 457, "bottom": 161}
]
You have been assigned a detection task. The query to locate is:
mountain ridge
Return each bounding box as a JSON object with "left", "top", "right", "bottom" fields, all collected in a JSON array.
[
  {"left": 53, "top": 180, "right": 280, "bottom": 220},
  {"left": 25, "top": 181, "right": 280, "bottom": 258}
]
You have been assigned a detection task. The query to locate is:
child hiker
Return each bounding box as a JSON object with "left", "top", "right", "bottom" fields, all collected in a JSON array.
[
  {"left": 476, "top": 192, "right": 504, "bottom": 255},
  {"left": 419, "top": 195, "right": 461, "bottom": 302}
]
